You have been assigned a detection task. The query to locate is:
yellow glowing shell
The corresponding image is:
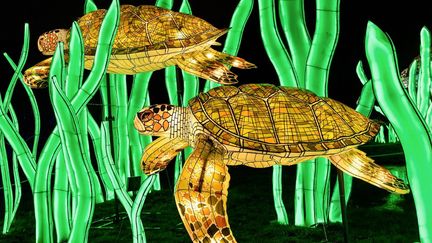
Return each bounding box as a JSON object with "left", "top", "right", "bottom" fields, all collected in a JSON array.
[
  {"left": 189, "top": 83, "right": 380, "bottom": 153},
  {"left": 77, "top": 5, "right": 221, "bottom": 55},
  {"left": 69, "top": 5, "right": 227, "bottom": 74}
]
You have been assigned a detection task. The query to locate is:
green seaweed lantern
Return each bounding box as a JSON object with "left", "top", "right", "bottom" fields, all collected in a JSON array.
[
  {"left": 135, "top": 83, "right": 409, "bottom": 242},
  {"left": 0, "top": 23, "right": 35, "bottom": 234},
  {"left": 364, "top": 22, "right": 432, "bottom": 243},
  {"left": 36, "top": 1, "right": 121, "bottom": 241},
  {"left": 0, "top": 0, "right": 120, "bottom": 241}
]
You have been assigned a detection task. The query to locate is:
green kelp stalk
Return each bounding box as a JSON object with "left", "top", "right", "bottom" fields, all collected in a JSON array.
[
  {"left": 128, "top": 72, "right": 152, "bottom": 178},
  {"left": 0, "top": 23, "right": 36, "bottom": 234},
  {"left": 0, "top": 34, "right": 36, "bottom": 195},
  {"left": 49, "top": 57, "right": 95, "bottom": 243},
  {"left": 51, "top": 23, "right": 84, "bottom": 239},
  {"left": 82, "top": 0, "right": 116, "bottom": 201},
  {"left": 365, "top": 22, "right": 432, "bottom": 242},
  {"left": 33, "top": 0, "right": 120, "bottom": 241},
  {"left": 101, "top": 121, "right": 155, "bottom": 243},
  {"left": 258, "top": 0, "right": 340, "bottom": 226}
]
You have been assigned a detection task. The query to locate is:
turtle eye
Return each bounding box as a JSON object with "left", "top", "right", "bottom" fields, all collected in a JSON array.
[{"left": 139, "top": 110, "right": 153, "bottom": 122}]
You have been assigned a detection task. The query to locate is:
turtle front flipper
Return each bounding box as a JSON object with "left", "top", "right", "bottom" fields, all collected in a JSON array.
[
  {"left": 175, "top": 138, "right": 236, "bottom": 242},
  {"left": 23, "top": 57, "right": 53, "bottom": 89},
  {"left": 141, "top": 137, "right": 188, "bottom": 175},
  {"left": 176, "top": 48, "right": 256, "bottom": 85},
  {"left": 328, "top": 148, "right": 410, "bottom": 194}
]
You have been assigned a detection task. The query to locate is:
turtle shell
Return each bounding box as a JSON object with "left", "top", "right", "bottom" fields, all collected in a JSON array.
[
  {"left": 74, "top": 5, "right": 223, "bottom": 55},
  {"left": 189, "top": 83, "right": 380, "bottom": 153}
]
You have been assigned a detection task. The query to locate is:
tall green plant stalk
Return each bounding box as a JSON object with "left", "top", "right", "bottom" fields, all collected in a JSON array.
[
  {"left": 52, "top": 153, "right": 71, "bottom": 241},
  {"left": 0, "top": 137, "right": 13, "bottom": 233},
  {"left": 33, "top": 1, "right": 120, "bottom": 241},
  {"left": 365, "top": 22, "right": 432, "bottom": 243},
  {"left": 0, "top": 23, "right": 32, "bottom": 234},
  {"left": 67, "top": 15, "right": 104, "bottom": 204},
  {"left": 3, "top": 24, "right": 40, "bottom": 158},
  {"left": 0, "top": 25, "right": 36, "bottom": 193},
  {"left": 55, "top": 17, "right": 86, "bottom": 237},
  {"left": 128, "top": 72, "right": 152, "bottom": 178},
  {"left": 5, "top": 106, "right": 20, "bottom": 231},
  {"left": 279, "top": 0, "right": 311, "bottom": 87},
  {"left": 131, "top": 175, "right": 156, "bottom": 243},
  {"left": 50, "top": 69, "right": 95, "bottom": 243},
  {"left": 0, "top": 102, "right": 20, "bottom": 231},
  {"left": 101, "top": 122, "right": 154, "bottom": 243}
]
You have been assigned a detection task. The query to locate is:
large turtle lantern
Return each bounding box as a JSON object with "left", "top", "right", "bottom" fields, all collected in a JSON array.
[{"left": 134, "top": 83, "right": 409, "bottom": 242}]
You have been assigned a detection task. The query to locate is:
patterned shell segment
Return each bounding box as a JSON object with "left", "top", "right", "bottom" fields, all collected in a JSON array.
[
  {"left": 75, "top": 5, "right": 220, "bottom": 55},
  {"left": 189, "top": 84, "right": 380, "bottom": 153}
]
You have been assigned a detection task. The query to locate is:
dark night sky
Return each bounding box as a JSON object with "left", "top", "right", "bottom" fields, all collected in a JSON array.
[{"left": 0, "top": 0, "right": 430, "bottom": 132}]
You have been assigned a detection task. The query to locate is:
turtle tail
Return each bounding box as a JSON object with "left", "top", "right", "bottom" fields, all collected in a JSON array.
[
  {"left": 176, "top": 48, "right": 256, "bottom": 84},
  {"left": 328, "top": 148, "right": 410, "bottom": 194}
]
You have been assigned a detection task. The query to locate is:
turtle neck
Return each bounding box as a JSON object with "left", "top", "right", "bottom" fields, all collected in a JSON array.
[{"left": 170, "top": 107, "right": 190, "bottom": 142}]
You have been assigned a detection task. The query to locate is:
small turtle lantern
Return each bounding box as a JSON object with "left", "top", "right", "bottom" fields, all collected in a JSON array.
[{"left": 24, "top": 5, "right": 255, "bottom": 88}]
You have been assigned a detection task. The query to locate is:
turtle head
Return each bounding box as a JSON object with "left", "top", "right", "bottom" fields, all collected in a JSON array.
[
  {"left": 134, "top": 104, "right": 176, "bottom": 137},
  {"left": 38, "top": 29, "right": 68, "bottom": 55}
]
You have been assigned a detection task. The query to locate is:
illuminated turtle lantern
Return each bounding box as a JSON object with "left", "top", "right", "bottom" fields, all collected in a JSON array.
[
  {"left": 23, "top": 5, "right": 256, "bottom": 88},
  {"left": 134, "top": 83, "right": 409, "bottom": 242}
]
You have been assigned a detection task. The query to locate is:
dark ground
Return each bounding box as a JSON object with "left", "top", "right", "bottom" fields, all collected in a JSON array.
[{"left": 0, "top": 143, "right": 419, "bottom": 243}]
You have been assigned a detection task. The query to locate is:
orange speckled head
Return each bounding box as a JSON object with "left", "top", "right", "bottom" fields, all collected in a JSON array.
[
  {"left": 134, "top": 104, "right": 175, "bottom": 136},
  {"left": 38, "top": 29, "right": 68, "bottom": 55}
]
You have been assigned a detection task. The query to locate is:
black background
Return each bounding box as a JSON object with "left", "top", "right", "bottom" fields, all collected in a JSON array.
[{"left": 0, "top": 0, "right": 430, "bottom": 139}]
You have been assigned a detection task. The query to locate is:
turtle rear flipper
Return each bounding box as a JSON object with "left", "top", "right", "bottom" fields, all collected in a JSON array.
[
  {"left": 328, "top": 148, "right": 410, "bottom": 194},
  {"left": 176, "top": 48, "right": 255, "bottom": 84},
  {"left": 141, "top": 137, "right": 188, "bottom": 175},
  {"left": 203, "top": 48, "right": 257, "bottom": 69}
]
